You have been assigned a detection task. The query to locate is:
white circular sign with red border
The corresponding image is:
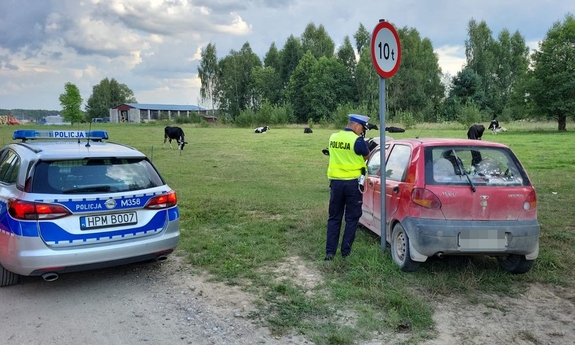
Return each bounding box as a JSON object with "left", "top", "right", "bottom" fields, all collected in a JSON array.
[{"left": 371, "top": 21, "right": 401, "bottom": 78}]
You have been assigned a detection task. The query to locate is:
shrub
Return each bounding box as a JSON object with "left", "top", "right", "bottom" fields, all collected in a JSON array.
[
  {"left": 396, "top": 110, "right": 417, "bottom": 129},
  {"left": 456, "top": 102, "right": 485, "bottom": 128}
]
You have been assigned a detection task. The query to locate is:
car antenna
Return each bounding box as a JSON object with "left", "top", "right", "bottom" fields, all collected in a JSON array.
[{"left": 85, "top": 119, "right": 92, "bottom": 147}]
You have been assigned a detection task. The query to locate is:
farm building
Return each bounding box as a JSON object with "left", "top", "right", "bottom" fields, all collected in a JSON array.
[{"left": 109, "top": 103, "right": 210, "bottom": 123}]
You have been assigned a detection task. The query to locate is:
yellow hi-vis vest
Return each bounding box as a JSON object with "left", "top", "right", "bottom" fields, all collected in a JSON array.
[{"left": 327, "top": 130, "right": 366, "bottom": 180}]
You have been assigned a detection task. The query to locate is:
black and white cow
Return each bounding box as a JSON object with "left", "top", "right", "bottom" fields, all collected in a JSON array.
[
  {"left": 488, "top": 119, "right": 508, "bottom": 134},
  {"left": 254, "top": 126, "right": 270, "bottom": 133},
  {"left": 488, "top": 119, "right": 500, "bottom": 133},
  {"left": 164, "top": 126, "right": 188, "bottom": 154},
  {"left": 467, "top": 124, "right": 485, "bottom": 140}
]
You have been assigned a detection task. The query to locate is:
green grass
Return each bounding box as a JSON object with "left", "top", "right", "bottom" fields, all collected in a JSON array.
[{"left": 3, "top": 121, "right": 574, "bottom": 344}]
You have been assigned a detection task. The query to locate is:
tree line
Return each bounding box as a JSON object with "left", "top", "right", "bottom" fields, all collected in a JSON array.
[
  {"left": 197, "top": 15, "right": 575, "bottom": 131},
  {"left": 54, "top": 14, "right": 573, "bottom": 130},
  {"left": 58, "top": 78, "right": 137, "bottom": 125}
]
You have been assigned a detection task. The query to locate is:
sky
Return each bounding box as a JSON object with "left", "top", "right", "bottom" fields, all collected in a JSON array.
[{"left": 0, "top": 0, "right": 572, "bottom": 111}]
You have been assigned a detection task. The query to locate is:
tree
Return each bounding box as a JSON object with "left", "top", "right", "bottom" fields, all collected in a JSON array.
[
  {"left": 528, "top": 14, "right": 575, "bottom": 131},
  {"left": 251, "top": 66, "right": 283, "bottom": 107},
  {"left": 355, "top": 47, "right": 379, "bottom": 115},
  {"left": 353, "top": 23, "right": 371, "bottom": 56},
  {"left": 465, "top": 19, "right": 497, "bottom": 114},
  {"left": 445, "top": 67, "right": 485, "bottom": 122},
  {"left": 307, "top": 56, "right": 355, "bottom": 122},
  {"left": 264, "top": 42, "right": 281, "bottom": 71},
  {"left": 336, "top": 36, "right": 357, "bottom": 75},
  {"left": 85, "top": 78, "right": 136, "bottom": 120},
  {"left": 491, "top": 29, "right": 529, "bottom": 118},
  {"left": 59, "top": 82, "right": 83, "bottom": 124},
  {"left": 285, "top": 51, "right": 317, "bottom": 122},
  {"left": 387, "top": 26, "right": 444, "bottom": 121},
  {"left": 197, "top": 43, "right": 220, "bottom": 115},
  {"left": 463, "top": 19, "right": 530, "bottom": 119},
  {"left": 301, "top": 22, "right": 335, "bottom": 59},
  {"left": 216, "top": 42, "right": 262, "bottom": 118},
  {"left": 279, "top": 35, "right": 304, "bottom": 88}
]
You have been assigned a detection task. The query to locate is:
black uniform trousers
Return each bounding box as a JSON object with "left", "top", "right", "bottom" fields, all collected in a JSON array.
[{"left": 326, "top": 179, "right": 363, "bottom": 257}]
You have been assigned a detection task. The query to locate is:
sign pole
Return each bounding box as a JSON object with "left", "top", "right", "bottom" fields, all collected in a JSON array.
[
  {"left": 379, "top": 76, "right": 387, "bottom": 252},
  {"left": 371, "top": 19, "right": 401, "bottom": 254}
]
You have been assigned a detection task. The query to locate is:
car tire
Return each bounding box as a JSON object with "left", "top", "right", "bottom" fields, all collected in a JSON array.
[
  {"left": 497, "top": 254, "right": 534, "bottom": 274},
  {"left": 391, "top": 223, "right": 420, "bottom": 272},
  {"left": 0, "top": 263, "right": 21, "bottom": 287}
]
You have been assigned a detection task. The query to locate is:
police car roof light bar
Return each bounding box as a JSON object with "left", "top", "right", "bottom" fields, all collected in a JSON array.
[{"left": 13, "top": 130, "right": 109, "bottom": 141}]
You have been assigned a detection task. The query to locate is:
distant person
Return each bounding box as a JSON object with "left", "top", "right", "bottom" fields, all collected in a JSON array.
[
  {"left": 467, "top": 124, "right": 485, "bottom": 140},
  {"left": 325, "top": 114, "right": 370, "bottom": 261}
]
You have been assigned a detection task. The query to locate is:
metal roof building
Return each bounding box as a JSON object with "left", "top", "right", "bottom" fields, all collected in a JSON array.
[{"left": 109, "top": 103, "right": 208, "bottom": 123}]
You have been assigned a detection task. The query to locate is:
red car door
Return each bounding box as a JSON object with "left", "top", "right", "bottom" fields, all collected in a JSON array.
[
  {"left": 362, "top": 148, "right": 382, "bottom": 232},
  {"left": 382, "top": 144, "right": 413, "bottom": 242}
]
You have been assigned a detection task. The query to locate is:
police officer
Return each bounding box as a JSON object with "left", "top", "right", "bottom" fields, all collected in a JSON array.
[{"left": 325, "top": 114, "right": 371, "bottom": 260}]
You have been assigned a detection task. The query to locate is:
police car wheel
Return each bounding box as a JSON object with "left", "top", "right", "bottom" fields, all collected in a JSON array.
[{"left": 0, "top": 263, "right": 21, "bottom": 287}]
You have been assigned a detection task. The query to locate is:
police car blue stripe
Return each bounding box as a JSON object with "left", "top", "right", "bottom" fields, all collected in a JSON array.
[
  {"left": 35, "top": 191, "right": 168, "bottom": 214},
  {"left": 168, "top": 207, "right": 179, "bottom": 221}
]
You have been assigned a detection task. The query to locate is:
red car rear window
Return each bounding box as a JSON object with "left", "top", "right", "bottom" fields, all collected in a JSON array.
[{"left": 424, "top": 146, "right": 530, "bottom": 187}]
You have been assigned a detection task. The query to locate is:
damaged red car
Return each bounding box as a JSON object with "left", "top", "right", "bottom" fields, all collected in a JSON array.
[{"left": 359, "top": 138, "right": 540, "bottom": 273}]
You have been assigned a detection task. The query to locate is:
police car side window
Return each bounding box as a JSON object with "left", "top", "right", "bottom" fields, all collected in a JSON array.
[{"left": 0, "top": 150, "right": 20, "bottom": 184}]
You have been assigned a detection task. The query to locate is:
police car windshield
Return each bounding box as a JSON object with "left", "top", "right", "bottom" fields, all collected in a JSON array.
[{"left": 31, "top": 158, "right": 164, "bottom": 194}]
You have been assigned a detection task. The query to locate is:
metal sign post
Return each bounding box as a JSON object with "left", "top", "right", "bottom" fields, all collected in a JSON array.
[{"left": 371, "top": 19, "right": 401, "bottom": 252}]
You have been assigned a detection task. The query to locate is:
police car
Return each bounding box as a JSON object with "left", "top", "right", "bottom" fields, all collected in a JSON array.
[{"left": 0, "top": 130, "right": 180, "bottom": 286}]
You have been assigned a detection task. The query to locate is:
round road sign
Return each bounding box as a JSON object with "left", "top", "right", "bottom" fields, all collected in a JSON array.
[{"left": 371, "top": 21, "right": 401, "bottom": 78}]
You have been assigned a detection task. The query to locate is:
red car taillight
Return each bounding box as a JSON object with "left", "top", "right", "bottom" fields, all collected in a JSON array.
[
  {"left": 8, "top": 200, "right": 72, "bottom": 220},
  {"left": 411, "top": 188, "right": 441, "bottom": 209},
  {"left": 524, "top": 190, "right": 537, "bottom": 210},
  {"left": 145, "top": 190, "right": 177, "bottom": 209}
]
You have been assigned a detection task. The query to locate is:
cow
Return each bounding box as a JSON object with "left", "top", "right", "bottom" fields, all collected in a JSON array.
[
  {"left": 467, "top": 124, "right": 485, "bottom": 140},
  {"left": 488, "top": 118, "right": 500, "bottom": 133},
  {"left": 488, "top": 118, "right": 508, "bottom": 134},
  {"left": 163, "top": 126, "right": 188, "bottom": 154},
  {"left": 304, "top": 127, "right": 313, "bottom": 134},
  {"left": 254, "top": 126, "right": 270, "bottom": 133},
  {"left": 385, "top": 126, "right": 405, "bottom": 133}
]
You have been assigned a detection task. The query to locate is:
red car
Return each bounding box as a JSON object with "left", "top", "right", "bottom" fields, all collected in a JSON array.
[{"left": 359, "top": 138, "right": 540, "bottom": 273}]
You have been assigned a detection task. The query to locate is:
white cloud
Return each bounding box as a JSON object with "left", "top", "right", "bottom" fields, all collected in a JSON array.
[{"left": 435, "top": 45, "right": 466, "bottom": 76}]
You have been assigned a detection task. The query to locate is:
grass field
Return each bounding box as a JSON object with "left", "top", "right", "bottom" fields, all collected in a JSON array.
[{"left": 3, "top": 121, "right": 574, "bottom": 344}]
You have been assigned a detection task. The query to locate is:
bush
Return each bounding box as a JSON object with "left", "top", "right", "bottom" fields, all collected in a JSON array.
[
  {"left": 456, "top": 102, "right": 485, "bottom": 128},
  {"left": 269, "top": 106, "right": 289, "bottom": 125},
  {"left": 396, "top": 110, "right": 417, "bottom": 130},
  {"left": 333, "top": 103, "right": 374, "bottom": 129},
  {"left": 234, "top": 109, "right": 256, "bottom": 127}
]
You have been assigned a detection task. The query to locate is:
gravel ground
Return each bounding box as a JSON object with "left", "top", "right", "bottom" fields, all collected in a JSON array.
[
  {"left": 2, "top": 252, "right": 574, "bottom": 345},
  {"left": 0, "top": 254, "right": 310, "bottom": 345}
]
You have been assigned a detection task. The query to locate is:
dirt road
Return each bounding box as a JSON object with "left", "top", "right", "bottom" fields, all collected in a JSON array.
[
  {"left": 0, "top": 255, "right": 308, "bottom": 345},
  {"left": 1, "top": 253, "right": 575, "bottom": 345}
]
